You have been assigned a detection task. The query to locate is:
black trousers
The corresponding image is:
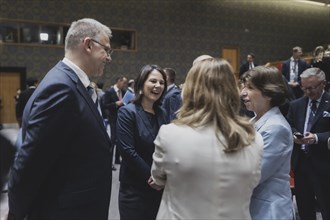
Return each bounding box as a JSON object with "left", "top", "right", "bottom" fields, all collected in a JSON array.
[
  {"left": 110, "top": 121, "right": 121, "bottom": 164},
  {"left": 294, "top": 152, "right": 330, "bottom": 220},
  {"left": 119, "top": 183, "right": 162, "bottom": 220}
]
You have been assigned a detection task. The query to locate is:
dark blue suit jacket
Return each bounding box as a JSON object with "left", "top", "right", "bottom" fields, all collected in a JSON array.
[
  {"left": 8, "top": 61, "right": 112, "bottom": 220},
  {"left": 116, "top": 103, "right": 168, "bottom": 192},
  {"left": 281, "top": 59, "right": 308, "bottom": 82},
  {"left": 162, "top": 85, "right": 182, "bottom": 122},
  {"left": 287, "top": 91, "right": 330, "bottom": 175}
]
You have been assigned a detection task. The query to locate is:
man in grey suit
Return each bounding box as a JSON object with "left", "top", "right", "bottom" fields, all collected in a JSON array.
[{"left": 7, "top": 18, "right": 113, "bottom": 220}]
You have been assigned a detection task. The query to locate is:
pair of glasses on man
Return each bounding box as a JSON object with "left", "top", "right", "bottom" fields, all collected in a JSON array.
[
  {"left": 300, "top": 82, "right": 323, "bottom": 91},
  {"left": 90, "top": 39, "right": 113, "bottom": 57}
]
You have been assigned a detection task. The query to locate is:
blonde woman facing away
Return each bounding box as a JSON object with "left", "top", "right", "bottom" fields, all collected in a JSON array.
[{"left": 149, "top": 57, "right": 263, "bottom": 219}]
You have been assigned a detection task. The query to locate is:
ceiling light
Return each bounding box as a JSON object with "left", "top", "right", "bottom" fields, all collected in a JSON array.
[{"left": 292, "top": 0, "right": 327, "bottom": 6}]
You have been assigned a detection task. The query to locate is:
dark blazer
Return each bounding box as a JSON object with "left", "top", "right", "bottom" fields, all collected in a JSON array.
[
  {"left": 239, "top": 62, "right": 258, "bottom": 77},
  {"left": 281, "top": 59, "right": 308, "bottom": 83},
  {"left": 15, "top": 87, "right": 36, "bottom": 122},
  {"left": 287, "top": 91, "right": 330, "bottom": 174},
  {"left": 162, "top": 85, "right": 182, "bottom": 122},
  {"left": 116, "top": 103, "right": 168, "bottom": 219},
  {"left": 8, "top": 61, "right": 112, "bottom": 220},
  {"left": 282, "top": 58, "right": 308, "bottom": 99},
  {"left": 116, "top": 103, "right": 168, "bottom": 190}
]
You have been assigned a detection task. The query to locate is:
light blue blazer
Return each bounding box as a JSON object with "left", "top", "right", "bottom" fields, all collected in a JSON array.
[{"left": 250, "top": 107, "right": 295, "bottom": 220}]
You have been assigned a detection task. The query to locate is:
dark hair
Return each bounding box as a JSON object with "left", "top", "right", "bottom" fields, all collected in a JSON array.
[
  {"left": 247, "top": 52, "right": 255, "bottom": 58},
  {"left": 241, "top": 66, "right": 288, "bottom": 107},
  {"left": 133, "top": 64, "right": 167, "bottom": 107},
  {"left": 96, "top": 79, "right": 104, "bottom": 89},
  {"left": 164, "top": 68, "right": 176, "bottom": 83},
  {"left": 116, "top": 75, "right": 126, "bottom": 82},
  {"left": 26, "top": 77, "right": 38, "bottom": 87}
]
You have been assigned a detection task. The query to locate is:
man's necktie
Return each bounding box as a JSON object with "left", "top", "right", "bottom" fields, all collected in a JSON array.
[
  {"left": 87, "top": 85, "right": 98, "bottom": 106},
  {"left": 303, "top": 100, "right": 318, "bottom": 152},
  {"left": 87, "top": 84, "right": 102, "bottom": 116},
  {"left": 306, "top": 100, "right": 318, "bottom": 132}
]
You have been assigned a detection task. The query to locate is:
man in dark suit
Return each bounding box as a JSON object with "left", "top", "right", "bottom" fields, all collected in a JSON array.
[
  {"left": 239, "top": 53, "right": 258, "bottom": 78},
  {"left": 162, "top": 68, "right": 182, "bottom": 122},
  {"left": 287, "top": 68, "right": 330, "bottom": 220},
  {"left": 282, "top": 46, "right": 308, "bottom": 99},
  {"left": 15, "top": 77, "right": 38, "bottom": 127},
  {"left": 102, "top": 76, "right": 127, "bottom": 166},
  {"left": 7, "top": 18, "right": 113, "bottom": 220}
]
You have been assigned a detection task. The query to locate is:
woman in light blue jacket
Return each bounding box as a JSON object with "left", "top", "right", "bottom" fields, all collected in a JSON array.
[{"left": 241, "top": 66, "right": 295, "bottom": 220}]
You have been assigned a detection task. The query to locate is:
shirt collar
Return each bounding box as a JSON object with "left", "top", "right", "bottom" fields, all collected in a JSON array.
[
  {"left": 62, "top": 57, "right": 90, "bottom": 88},
  {"left": 290, "top": 57, "right": 298, "bottom": 62},
  {"left": 114, "top": 84, "right": 120, "bottom": 93}
]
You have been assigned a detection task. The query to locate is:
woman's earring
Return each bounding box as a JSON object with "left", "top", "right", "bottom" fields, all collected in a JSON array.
[{"left": 139, "top": 90, "right": 143, "bottom": 95}]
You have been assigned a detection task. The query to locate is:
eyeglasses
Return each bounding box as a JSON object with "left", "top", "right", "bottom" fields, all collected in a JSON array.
[
  {"left": 301, "top": 82, "right": 322, "bottom": 91},
  {"left": 90, "top": 39, "right": 113, "bottom": 57}
]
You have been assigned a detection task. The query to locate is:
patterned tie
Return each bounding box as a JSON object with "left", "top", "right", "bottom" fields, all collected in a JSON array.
[
  {"left": 87, "top": 84, "right": 102, "bottom": 116},
  {"left": 87, "top": 85, "right": 98, "bottom": 105},
  {"left": 306, "top": 100, "right": 318, "bottom": 132},
  {"left": 302, "top": 100, "right": 318, "bottom": 152}
]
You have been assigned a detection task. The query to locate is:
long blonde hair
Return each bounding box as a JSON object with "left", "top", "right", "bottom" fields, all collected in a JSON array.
[{"left": 175, "top": 58, "right": 256, "bottom": 152}]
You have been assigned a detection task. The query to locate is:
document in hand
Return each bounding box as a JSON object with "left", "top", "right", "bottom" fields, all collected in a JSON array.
[{"left": 122, "top": 91, "right": 134, "bottom": 105}]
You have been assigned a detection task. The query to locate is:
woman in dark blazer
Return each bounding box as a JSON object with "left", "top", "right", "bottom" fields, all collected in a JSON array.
[{"left": 116, "top": 64, "right": 168, "bottom": 220}]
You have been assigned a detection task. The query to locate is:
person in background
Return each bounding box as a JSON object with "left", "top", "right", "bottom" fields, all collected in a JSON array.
[
  {"left": 102, "top": 75, "right": 128, "bottom": 168},
  {"left": 15, "top": 77, "right": 38, "bottom": 128},
  {"left": 287, "top": 68, "right": 330, "bottom": 220},
  {"left": 116, "top": 64, "right": 168, "bottom": 220},
  {"left": 96, "top": 79, "right": 106, "bottom": 98},
  {"left": 241, "top": 66, "right": 295, "bottom": 220},
  {"left": 7, "top": 18, "right": 113, "bottom": 220},
  {"left": 310, "top": 45, "right": 330, "bottom": 91},
  {"left": 282, "top": 46, "right": 308, "bottom": 99},
  {"left": 149, "top": 57, "right": 263, "bottom": 219},
  {"left": 162, "top": 68, "right": 182, "bottom": 122},
  {"left": 239, "top": 52, "right": 258, "bottom": 78}
]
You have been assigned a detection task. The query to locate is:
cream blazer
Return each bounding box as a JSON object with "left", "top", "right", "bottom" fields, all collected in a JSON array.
[{"left": 151, "top": 123, "right": 263, "bottom": 220}]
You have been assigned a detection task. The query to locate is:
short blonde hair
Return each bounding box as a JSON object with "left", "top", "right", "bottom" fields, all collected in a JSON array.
[
  {"left": 65, "top": 18, "right": 112, "bottom": 52},
  {"left": 175, "top": 58, "right": 256, "bottom": 152}
]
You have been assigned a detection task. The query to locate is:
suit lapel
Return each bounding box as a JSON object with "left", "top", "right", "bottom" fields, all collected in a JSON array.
[
  {"left": 77, "top": 82, "right": 109, "bottom": 133},
  {"left": 310, "top": 92, "right": 330, "bottom": 129},
  {"left": 297, "top": 98, "right": 309, "bottom": 132},
  {"left": 61, "top": 62, "right": 111, "bottom": 145}
]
